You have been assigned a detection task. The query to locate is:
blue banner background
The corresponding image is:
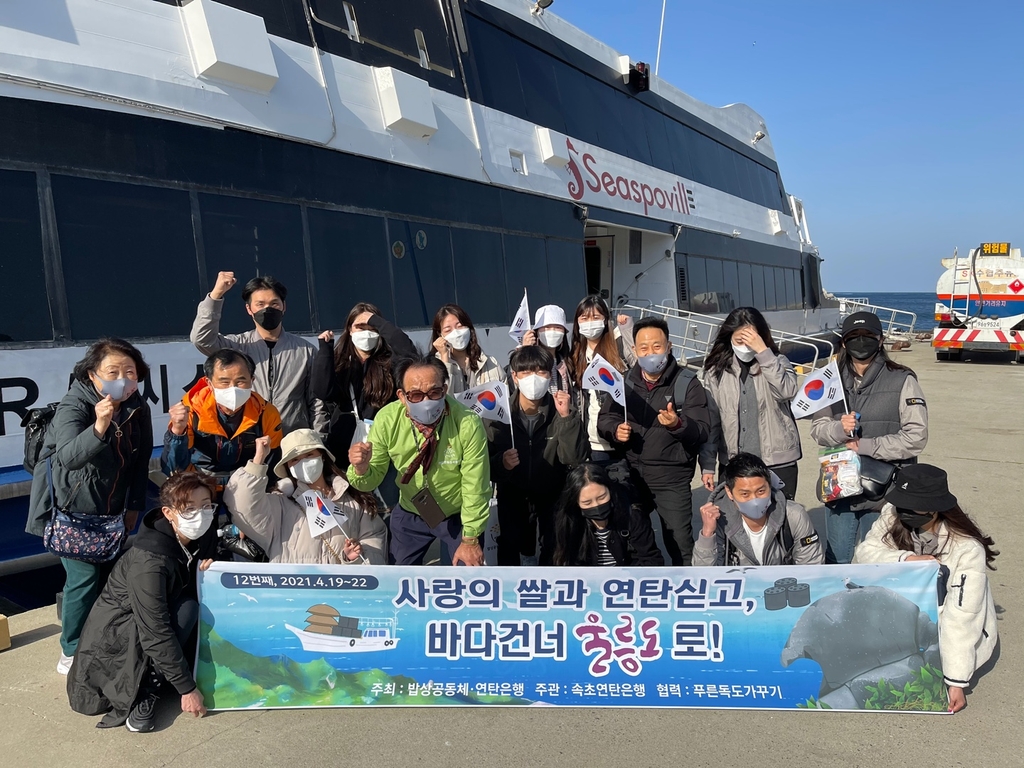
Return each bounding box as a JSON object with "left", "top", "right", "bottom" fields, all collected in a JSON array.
[{"left": 197, "top": 562, "right": 942, "bottom": 711}]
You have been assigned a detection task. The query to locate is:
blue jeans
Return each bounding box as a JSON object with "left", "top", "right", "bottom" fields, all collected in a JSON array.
[{"left": 825, "top": 502, "right": 880, "bottom": 564}]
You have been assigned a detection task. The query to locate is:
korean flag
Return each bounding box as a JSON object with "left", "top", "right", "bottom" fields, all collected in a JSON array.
[
  {"left": 582, "top": 353, "right": 626, "bottom": 408},
  {"left": 790, "top": 360, "right": 844, "bottom": 418},
  {"left": 455, "top": 380, "right": 512, "bottom": 425},
  {"left": 300, "top": 490, "right": 345, "bottom": 539},
  {"left": 508, "top": 289, "right": 531, "bottom": 345}
]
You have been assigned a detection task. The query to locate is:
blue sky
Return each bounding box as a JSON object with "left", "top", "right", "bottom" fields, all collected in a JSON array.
[{"left": 550, "top": 0, "right": 1024, "bottom": 292}]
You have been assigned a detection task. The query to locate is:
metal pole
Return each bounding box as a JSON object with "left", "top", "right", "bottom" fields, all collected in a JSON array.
[{"left": 655, "top": 0, "right": 668, "bottom": 75}]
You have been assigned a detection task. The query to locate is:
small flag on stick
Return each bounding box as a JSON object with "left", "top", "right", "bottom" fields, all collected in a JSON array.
[
  {"left": 509, "top": 289, "right": 531, "bottom": 345},
  {"left": 790, "top": 360, "right": 846, "bottom": 418}
]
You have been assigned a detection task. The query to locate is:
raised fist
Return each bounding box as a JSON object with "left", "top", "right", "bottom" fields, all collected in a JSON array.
[
  {"left": 348, "top": 441, "right": 373, "bottom": 476},
  {"left": 699, "top": 502, "right": 721, "bottom": 538},
  {"left": 168, "top": 402, "right": 190, "bottom": 436},
  {"left": 553, "top": 391, "right": 571, "bottom": 418},
  {"left": 211, "top": 271, "right": 236, "bottom": 300},
  {"left": 94, "top": 395, "right": 115, "bottom": 436}
]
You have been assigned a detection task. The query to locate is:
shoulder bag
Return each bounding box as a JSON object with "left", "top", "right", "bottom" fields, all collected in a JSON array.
[{"left": 42, "top": 457, "right": 126, "bottom": 563}]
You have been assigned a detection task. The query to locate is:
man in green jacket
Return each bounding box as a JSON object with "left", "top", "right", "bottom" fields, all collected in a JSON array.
[{"left": 348, "top": 354, "right": 490, "bottom": 566}]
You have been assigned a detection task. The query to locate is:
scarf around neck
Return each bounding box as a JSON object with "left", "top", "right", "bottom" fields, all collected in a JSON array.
[{"left": 400, "top": 406, "right": 448, "bottom": 485}]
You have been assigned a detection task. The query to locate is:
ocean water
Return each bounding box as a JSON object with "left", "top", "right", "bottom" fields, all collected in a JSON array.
[{"left": 834, "top": 292, "right": 936, "bottom": 331}]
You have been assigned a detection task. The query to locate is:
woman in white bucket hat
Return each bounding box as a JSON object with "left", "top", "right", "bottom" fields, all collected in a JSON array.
[
  {"left": 224, "top": 429, "right": 387, "bottom": 564},
  {"left": 522, "top": 304, "right": 575, "bottom": 397}
]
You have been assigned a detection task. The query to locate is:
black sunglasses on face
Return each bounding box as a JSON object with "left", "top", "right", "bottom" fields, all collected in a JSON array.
[{"left": 404, "top": 387, "right": 446, "bottom": 403}]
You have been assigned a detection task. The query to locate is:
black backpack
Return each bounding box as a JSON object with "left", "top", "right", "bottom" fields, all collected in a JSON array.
[{"left": 21, "top": 403, "right": 59, "bottom": 473}]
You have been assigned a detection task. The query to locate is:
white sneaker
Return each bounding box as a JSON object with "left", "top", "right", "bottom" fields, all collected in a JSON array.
[{"left": 56, "top": 653, "right": 74, "bottom": 675}]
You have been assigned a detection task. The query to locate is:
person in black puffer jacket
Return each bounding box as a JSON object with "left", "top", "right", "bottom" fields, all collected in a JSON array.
[
  {"left": 67, "top": 472, "right": 219, "bottom": 733},
  {"left": 26, "top": 338, "right": 153, "bottom": 675}
]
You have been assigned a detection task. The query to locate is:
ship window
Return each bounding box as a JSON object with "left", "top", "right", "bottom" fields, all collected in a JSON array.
[
  {"left": 501, "top": 234, "right": 549, "bottom": 311},
  {"left": 552, "top": 62, "right": 601, "bottom": 148},
  {"left": 789, "top": 268, "right": 803, "bottom": 309},
  {"left": 545, "top": 239, "right": 587, "bottom": 312},
  {"left": 451, "top": 228, "right": 508, "bottom": 324},
  {"left": 774, "top": 268, "right": 789, "bottom": 312},
  {"left": 750, "top": 264, "right": 767, "bottom": 310},
  {"left": 516, "top": 42, "right": 567, "bottom": 135},
  {"left": 737, "top": 262, "right": 754, "bottom": 307},
  {"left": 389, "top": 219, "right": 456, "bottom": 328},
  {"left": 0, "top": 170, "right": 50, "bottom": 343},
  {"left": 307, "top": 208, "right": 392, "bottom": 330},
  {"left": 51, "top": 176, "right": 199, "bottom": 341},
  {"left": 663, "top": 117, "right": 696, "bottom": 182},
  {"left": 760, "top": 265, "right": 777, "bottom": 311},
  {"left": 721, "top": 260, "right": 740, "bottom": 314},
  {"left": 199, "top": 194, "right": 312, "bottom": 334},
  {"left": 464, "top": 17, "right": 527, "bottom": 121}
]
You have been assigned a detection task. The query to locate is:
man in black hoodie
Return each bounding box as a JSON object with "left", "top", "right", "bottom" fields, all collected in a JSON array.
[
  {"left": 598, "top": 317, "right": 710, "bottom": 566},
  {"left": 487, "top": 346, "right": 589, "bottom": 565},
  {"left": 67, "top": 472, "right": 219, "bottom": 733}
]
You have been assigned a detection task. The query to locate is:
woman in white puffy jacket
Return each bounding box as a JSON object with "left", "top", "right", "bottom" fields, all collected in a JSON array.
[
  {"left": 223, "top": 429, "right": 387, "bottom": 564},
  {"left": 853, "top": 463, "right": 998, "bottom": 713}
]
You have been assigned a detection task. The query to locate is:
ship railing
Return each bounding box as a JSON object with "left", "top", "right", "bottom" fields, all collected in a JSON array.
[
  {"left": 617, "top": 303, "right": 829, "bottom": 374},
  {"left": 837, "top": 298, "right": 917, "bottom": 337}
]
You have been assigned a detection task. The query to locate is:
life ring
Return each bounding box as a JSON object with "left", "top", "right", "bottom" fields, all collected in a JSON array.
[{"left": 349, "top": 638, "right": 356, "bottom": 647}]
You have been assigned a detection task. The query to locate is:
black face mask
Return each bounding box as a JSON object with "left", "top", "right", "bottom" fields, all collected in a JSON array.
[
  {"left": 582, "top": 500, "right": 613, "bottom": 521},
  {"left": 844, "top": 336, "right": 880, "bottom": 360},
  {"left": 897, "top": 507, "right": 934, "bottom": 529},
  {"left": 253, "top": 307, "right": 283, "bottom": 331}
]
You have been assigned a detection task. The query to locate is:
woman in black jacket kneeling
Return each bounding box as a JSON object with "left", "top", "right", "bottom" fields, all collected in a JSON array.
[
  {"left": 68, "top": 472, "right": 218, "bottom": 733},
  {"left": 553, "top": 463, "right": 663, "bottom": 567}
]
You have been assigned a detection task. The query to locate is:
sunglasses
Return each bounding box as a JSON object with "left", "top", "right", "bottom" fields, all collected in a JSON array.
[
  {"left": 179, "top": 504, "right": 216, "bottom": 521},
  {"left": 404, "top": 387, "right": 445, "bottom": 403}
]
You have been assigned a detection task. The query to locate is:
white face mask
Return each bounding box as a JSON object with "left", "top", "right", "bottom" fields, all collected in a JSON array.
[
  {"left": 93, "top": 375, "right": 137, "bottom": 402},
  {"left": 578, "top": 320, "right": 606, "bottom": 340},
  {"left": 444, "top": 327, "right": 472, "bottom": 351},
  {"left": 213, "top": 385, "right": 252, "bottom": 412},
  {"left": 351, "top": 330, "right": 380, "bottom": 352},
  {"left": 177, "top": 506, "right": 215, "bottom": 541},
  {"left": 732, "top": 344, "right": 757, "bottom": 363},
  {"left": 539, "top": 329, "right": 565, "bottom": 348},
  {"left": 290, "top": 456, "right": 324, "bottom": 485},
  {"left": 517, "top": 373, "right": 551, "bottom": 401}
]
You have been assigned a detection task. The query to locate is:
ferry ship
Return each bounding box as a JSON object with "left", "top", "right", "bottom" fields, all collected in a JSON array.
[{"left": 0, "top": 0, "right": 841, "bottom": 571}]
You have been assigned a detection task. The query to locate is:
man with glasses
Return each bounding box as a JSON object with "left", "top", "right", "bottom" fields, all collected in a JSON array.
[{"left": 348, "top": 354, "right": 490, "bottom": 566}]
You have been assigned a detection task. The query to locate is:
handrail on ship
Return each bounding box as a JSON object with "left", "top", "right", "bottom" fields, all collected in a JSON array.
[
  {"left": 837, "top": 298, "right": 917, "bottom": 337},
  {"left": 616, "top": 303, "right": 829, "bottom": 375}
]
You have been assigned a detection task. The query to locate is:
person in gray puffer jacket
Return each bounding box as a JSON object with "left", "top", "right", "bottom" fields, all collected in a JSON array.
[
  {"left": 694, "top": 453, "right": 824, "bottom": 567},
  {"left": 700, "top": 307, "right": 801, "bottom": 500}
]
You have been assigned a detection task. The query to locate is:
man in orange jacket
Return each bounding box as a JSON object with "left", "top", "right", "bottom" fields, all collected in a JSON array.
[{"left": 161, "top": 349, "right": 283, "bottom": 488}]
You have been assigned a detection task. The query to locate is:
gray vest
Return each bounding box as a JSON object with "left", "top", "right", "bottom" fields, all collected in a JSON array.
[{"left": 843, "top": 358, "right": 911, "bottom": 439}]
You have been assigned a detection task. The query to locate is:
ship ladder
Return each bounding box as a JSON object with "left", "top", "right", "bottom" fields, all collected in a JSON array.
[{"left": 949, "top": 247, "right": 975, "bottom": 323}]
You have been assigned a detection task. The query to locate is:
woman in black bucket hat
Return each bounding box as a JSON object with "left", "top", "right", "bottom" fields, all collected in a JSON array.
[{"left": 853, "top": 463, "right": 998, "bottom": 713}]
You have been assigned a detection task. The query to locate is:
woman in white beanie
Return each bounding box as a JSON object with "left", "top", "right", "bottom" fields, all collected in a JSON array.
[{"left": 223, "top": 429, "right": 387, "bottom": 564}]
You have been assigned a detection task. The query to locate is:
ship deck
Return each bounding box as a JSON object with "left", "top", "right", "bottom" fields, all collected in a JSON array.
[{"left": 1, "top": 347, "right": 1021, "bottom": 768}]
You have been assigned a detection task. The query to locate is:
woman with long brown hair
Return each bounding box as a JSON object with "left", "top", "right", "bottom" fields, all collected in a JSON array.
[
  {"left": 854, "top": 464, "right": 998, "bottom": 713},
  {"left": 430, "top": 303, "right": 506, "bottom": 394},
  {"left": 311, "top": 302, "right": 417, "bottom": 460},
  {"left": 567, "top": 295, "right": 635, "bottom": 472}
]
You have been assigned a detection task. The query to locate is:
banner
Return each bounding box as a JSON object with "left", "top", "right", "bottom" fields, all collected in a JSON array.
[{"left": 196, "top": 562, "right": 946, "bottom": 712}]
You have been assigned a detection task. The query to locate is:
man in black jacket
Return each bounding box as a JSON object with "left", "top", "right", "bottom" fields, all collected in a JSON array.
[
  {"left": 598, "top": 317, "right": 710, "bottom": 566},
  {"left": 67, "top": 472, "right": 219, "bottom": 733},
  {"left": 487, "top": 346, "right": 589, "bottom": 565}
]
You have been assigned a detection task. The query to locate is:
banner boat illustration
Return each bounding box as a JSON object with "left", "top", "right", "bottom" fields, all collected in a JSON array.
[{"left": 284, "top": 604, "right": 400, "bottom": 653}]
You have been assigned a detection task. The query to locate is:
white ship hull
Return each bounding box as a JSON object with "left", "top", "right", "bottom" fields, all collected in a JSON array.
[{"left": 285, "top": 624, "right": 400, "bottom": 654}]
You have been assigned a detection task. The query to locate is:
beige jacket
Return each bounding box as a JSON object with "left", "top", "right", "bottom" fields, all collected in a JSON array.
[
  {"left": 224, "top": 461, "right": 387, "bottom": 564},
  {"left": 854, "top": 504, "right": 997, "bottom": 688}
]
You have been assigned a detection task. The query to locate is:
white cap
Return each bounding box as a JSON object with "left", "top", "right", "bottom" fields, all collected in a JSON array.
[{"left": 533, "top": 304, "right": 571, "bottom": 331}]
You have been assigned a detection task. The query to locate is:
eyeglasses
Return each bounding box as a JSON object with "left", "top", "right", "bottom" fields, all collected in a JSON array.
[
  {"left": 179, "top": 505, "right": 216, "bottom": 521},
  {"left": 404, "top": 387, "right": 445, "bottom": 403}
]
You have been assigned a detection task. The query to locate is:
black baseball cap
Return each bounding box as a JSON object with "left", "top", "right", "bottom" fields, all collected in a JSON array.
[
  {"left": 841, "top": 311, "right": 883, "bottom": 338},
  {"left": 885, "top": 464, "right": 958, "bottom": 512}
]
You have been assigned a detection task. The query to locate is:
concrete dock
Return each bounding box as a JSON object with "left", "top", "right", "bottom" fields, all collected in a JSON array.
[{"left": 1, "top": 347, "right": 1021, "bottom": 768}]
